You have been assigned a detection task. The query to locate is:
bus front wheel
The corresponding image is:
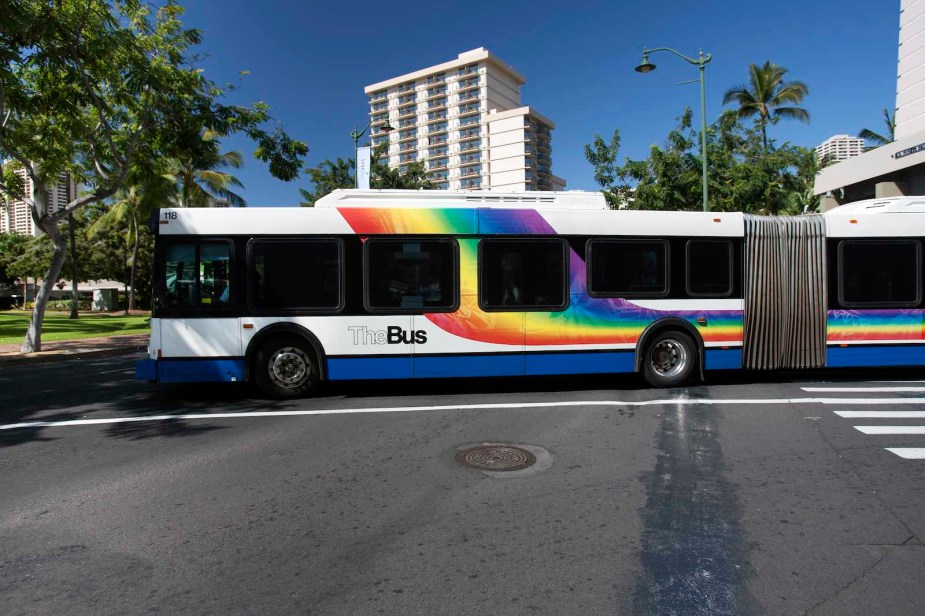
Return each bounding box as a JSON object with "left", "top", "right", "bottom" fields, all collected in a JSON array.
[
  {"left": 642, "top": 330, "right": 696, "bottom": 388},
  {"left": 254, "top": 335, "right": 320, "bottom": 398}
]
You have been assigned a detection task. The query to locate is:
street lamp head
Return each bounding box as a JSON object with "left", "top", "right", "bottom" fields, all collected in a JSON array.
[
  {"left": 635, "top": 53, "right": 656, "bottom": 73},
  {"left": 381, "top": 120, "right": 394, "bottom": 133}
]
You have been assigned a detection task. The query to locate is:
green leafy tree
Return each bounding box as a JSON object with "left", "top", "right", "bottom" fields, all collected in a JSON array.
[
  {"left": 859, "top": 108, "right": 896, "bottom": 149},
  {"left": 300, "top": 144, "right": 433, "bottom": 207},
  {"left": 722, "top": 61, "right": 810, "bottom": 149},
  {"left": 0, "top": 0, "right": 307, "bottom": 352},
  {"left": 585, "top": 107, "right": 819, "bottom": 214},
  {"left": 0, "top": 232, "right": 29, "bottom": 288},
  {"left": 300, "top": 157, "right": 355, "bottom": 207}
]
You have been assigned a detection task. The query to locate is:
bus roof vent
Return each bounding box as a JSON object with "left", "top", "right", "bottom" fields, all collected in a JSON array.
[{"left": 315, "top": 189, "right": 608, "bottom": 209}]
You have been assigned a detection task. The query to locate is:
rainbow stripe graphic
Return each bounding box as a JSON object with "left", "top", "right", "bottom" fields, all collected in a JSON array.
[
  {"left": 827, "top": 309, "right": 925, "bottom": 343},
  {"left": 338, "top": 208, "right": 744, "bottom": 347}
]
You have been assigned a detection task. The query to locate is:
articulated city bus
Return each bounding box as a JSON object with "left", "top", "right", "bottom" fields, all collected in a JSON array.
[{"left": 136, "top": 190, "right": 925, "bottom": 397}]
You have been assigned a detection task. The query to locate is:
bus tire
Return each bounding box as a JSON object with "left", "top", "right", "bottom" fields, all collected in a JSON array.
[
  {"left": 254, "top": 335, "right": 320, "bottom": 398},
  {"left": 642, "top": 330, "right": 696, "bottom": 388}
]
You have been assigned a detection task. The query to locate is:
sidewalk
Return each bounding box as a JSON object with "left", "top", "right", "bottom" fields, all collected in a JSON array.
[{"left": 0, "top": 333, "right": 149, "bottom": 367}]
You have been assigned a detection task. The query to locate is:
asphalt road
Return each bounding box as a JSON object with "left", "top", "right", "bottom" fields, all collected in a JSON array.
[{"left": 2, "top": 355, "right": 925, "bottom": 615}]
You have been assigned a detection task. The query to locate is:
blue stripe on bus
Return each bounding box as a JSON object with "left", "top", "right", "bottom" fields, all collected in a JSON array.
[
  {"left": 524, "top": 351, "right": 634, "bottom": 376},
  {"left": 414, "top": 354, "right": 524, "bottom": 378},
  {"left": 826, "top": 345, "right": 925, "bottom": 368},
  {"left": 135, "top": 358, "right": 158, "bottom": 381},
  {"left": 327, "top": 351, "right": 637, "bottom": 381},
  {"left": 156, "top": 359, "right": 246, "bottom": 383},
  {"left": 704, "top": 348, "right": 742, "bottom": 370},
  {"left": 326, "top": 356, "right": 414, "bottom": 380}
]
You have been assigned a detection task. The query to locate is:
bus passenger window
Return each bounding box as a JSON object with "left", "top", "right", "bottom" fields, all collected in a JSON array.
[
  {"left": 250, "top": 239, "right": 342, "bottom": 310},
  {"left": 366, "top": 239, "right": 457, "bottom": 312},
  {"left": 201, "top": 243, "right": 231, "bottom": 305},
  {"left": 839, "top": 240, "right": 920, "bottom": 306},
  {"left": 588, "top": 240, "right": 668, "bottom": 297},
  {"left": 165, "top": 243, "right": 196, "bottom": 306},
  {"left": 687, "top": 240, "right": 733, "bottom": 297},
  {"left": 480, "top": 239, "right": 567, "bottom": 311}
]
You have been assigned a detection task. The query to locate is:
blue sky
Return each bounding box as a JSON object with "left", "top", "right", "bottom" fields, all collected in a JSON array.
[{"left": 181, "top": 0, "right": 899, "bottom": 206}]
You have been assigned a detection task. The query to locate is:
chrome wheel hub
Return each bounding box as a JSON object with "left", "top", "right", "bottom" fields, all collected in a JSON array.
[
  {"left": 268, "top": 347, "right": 311, "bottom": 389},
  {"left": 650, "top": 339, "right": 688, "bottom": 378}
]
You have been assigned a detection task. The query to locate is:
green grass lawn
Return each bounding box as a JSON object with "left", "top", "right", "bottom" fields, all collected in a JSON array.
[{"left": 0, "top": 311, "right": 150, "bottom": 345}]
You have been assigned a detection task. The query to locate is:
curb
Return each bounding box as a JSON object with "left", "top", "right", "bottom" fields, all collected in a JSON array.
[{"left": 0, "top": 345, "right": 144, "bottom": 368}]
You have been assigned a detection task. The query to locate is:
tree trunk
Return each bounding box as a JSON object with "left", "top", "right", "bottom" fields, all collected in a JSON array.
[
  {"left": 22, "top": 225, "right": 67, "bottom": 353},
  {"left": 128, "top": 215, "right": 138, "bottom": 312},
  {"left": 68, "top": 212, "right": 79, "bottom": 319}
]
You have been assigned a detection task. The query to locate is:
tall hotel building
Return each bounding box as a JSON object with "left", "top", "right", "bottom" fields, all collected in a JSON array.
[
  {"left": 1, "top": 165, "right": 76, "bottom": 236},
  {"left": 364, "top": 48, "right": 566, "bottom": 191}
]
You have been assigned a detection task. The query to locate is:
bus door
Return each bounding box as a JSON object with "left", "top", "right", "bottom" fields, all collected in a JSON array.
[{"left": 158, "top": 240, "right": 242, "bottom": 382}]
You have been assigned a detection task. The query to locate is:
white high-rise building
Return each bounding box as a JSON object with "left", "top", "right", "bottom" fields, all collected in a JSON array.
[
  {"left": 1, "top": 165, "right": 76, "bottom": 236},
  {"left": 815, "top": 135, "right": 865, "bottom": 166},
  {"left": 364, "top": 48, "right": 566, "bottom": 192}
]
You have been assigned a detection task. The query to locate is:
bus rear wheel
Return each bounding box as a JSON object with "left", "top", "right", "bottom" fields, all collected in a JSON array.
[
  {"left": 254, "top": 335, "right": 320, "bottom": 398},
  {"left": 642, "top": 330, "right": 696, "bottom": 388}
]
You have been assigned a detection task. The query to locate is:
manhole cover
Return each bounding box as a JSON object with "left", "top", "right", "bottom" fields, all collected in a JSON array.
[{"left": 455, "top": 445, "right": 537, "bottom": 472}]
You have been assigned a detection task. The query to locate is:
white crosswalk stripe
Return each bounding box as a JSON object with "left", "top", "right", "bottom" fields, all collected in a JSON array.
[
  {"left": 885, "top": 448, "right": 925, "bottom": 459},
  {"left": 808, "top": 384, "right": 925, "bottom": 459}
]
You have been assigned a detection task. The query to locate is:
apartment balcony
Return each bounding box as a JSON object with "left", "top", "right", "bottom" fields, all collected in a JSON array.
[
  {"left": 460, "top": 178, "right": 482, "bottom": 189},
  {"left": 398, "top": 83, "right": 415, "bottom": 93},
  {"left": 425, "top": 88, "right": 447, "bottom": 100},
  {"left": 397, "top": 132, "right": 417, "bottom": 143},
  {"left": 426, "top": 75, "right": 445, "bottom": 85},
  {"left": 399, "top": 142, "right": 416, "bottom": 153},
  {"left": 456, "top": 91, "right": 480, "bottom": 103},
  {"left": 396, "top": 97, "right": 417, "bottom": 109},
  {"left": 428, "top": 134, "right": 448, "bottom": 145},
  {"left": 458, "top": 169, "right": 481, "bottom": 180},
  {"left": 426, "top": 111, "right": 447, "bottom": 122},
  {"left": 399, "top": 154, "right": 418, "bottom": 163},
  {"left": 426, "top": 100, "right": 447, "bottom": 112},
  {"left": 397, "top": 118, "right": 416, "bottom": 129},
  {"left": 428, "top": 149, "right": 448, "bottom": 158},
  {"left": 458, "top": 140, "right": 481, "bottom": 154},
  {"left": 458, "top": 128, "right": 481, "bottom": 140},
  {"left": 429, "top": 171, "right": 449, "bottom": 181},
  {"left": 458, "top": 116, "right": 480, "bottom": 128},
  {"left": 369, "top": 90, "right": 387, "bottom": 101},
  {"left": 456, "top": 80, "right": 481, "bottom": 93},
  {"left": 458, "top": 153, "right": 481, "bottom": 164},
  {"left": 396, "top": 107, "right": 416, "bottom": 119},
  {"left": 428, "top": 158, "right": 448, "bottom": 171}
]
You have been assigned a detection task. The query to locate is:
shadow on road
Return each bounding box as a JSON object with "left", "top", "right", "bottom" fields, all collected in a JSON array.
[{"left": 3, "top": 352, "right": 924, "bottom": 448}]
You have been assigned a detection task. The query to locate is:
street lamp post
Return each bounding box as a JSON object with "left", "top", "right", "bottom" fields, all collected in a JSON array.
[
  {"left": 635, "top": 47, "right": 713, "bottom": 212},
  {"left": 350, "top": 119, "right": 393, "bottom": 188}
]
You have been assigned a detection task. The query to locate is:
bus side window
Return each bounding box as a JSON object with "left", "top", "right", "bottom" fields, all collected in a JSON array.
[
  {"left": 687, "top": 240, "right": 733, "bottom": 297},
  {"left": 838, "top": 240, "right": 921, "bottom": 307},
  {"left": 165, "top": 243, "right": 196, "bottom": 306},
  {"left": 161, "top": 240, "right": 233, "bottom": 310},
  {"left": 588, "top": 239, "right": 669, "bottom": 297},
  {"left": 479, "top": 239, "right": 567, "bottom": 311},
  {"left": 201, "top": 242, "right": 231, "bottom": 305},
  {"left": 365, "top": 239, "right": 458, "bottom": 312}
]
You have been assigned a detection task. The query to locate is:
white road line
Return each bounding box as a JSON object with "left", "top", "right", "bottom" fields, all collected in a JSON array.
[
  {"left": 885, "top": 448, "right": 925, "bottom": 459},
  {"left": 4, "top": 396, "right": 925, "bottom": 432},
  {"left": 802, "top": 386, "right": 925, "bottom": 393},
  {"left": 836, "top": 411, "right": 925, "bottom": 418},
  {"left": 854, "top": 426, "right": 925, "bottom": 434}
]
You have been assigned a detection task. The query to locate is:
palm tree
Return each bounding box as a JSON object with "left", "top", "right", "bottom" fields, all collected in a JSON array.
[
  {"left": 723, "top": 61, "right": 810, "bottom": 149},
  {"left": 170, "top": 131, "right": 246, "bottom": 207},
  {"left": 859, "top": 108, "right": 896, "bottom": 149},
  {"left": 88, "top": 172, "right": 172, "bottom": 311}
]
